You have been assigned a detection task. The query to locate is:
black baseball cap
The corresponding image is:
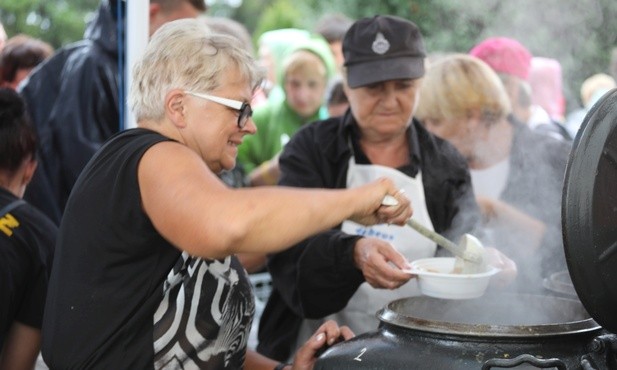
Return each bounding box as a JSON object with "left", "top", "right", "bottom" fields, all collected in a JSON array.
[{"left": 343, "top": 15, "right": 426, "bottom": 88}]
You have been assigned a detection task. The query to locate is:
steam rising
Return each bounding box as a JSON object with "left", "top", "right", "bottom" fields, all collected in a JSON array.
[{"left": 423, "top": 0, "right": 606, "bottom": 111}]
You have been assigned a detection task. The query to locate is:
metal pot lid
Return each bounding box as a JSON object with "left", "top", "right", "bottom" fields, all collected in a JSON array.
[
  {"left": 377, "top": 294, "right": 599, "bottom": 337},
  {"left": 562, "top": 88, "right": 617, "bottom": 333}
]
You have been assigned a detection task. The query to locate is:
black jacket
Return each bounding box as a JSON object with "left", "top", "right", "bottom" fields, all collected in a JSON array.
[
  {"left": 20, "top": 0, "right": 123, "bottom": 224},
  {"left": 257, "top": 111, "right": 481, "bottom": 361},
  {"left": 496, "top": 117, "right": 571, "bottom": 292}
]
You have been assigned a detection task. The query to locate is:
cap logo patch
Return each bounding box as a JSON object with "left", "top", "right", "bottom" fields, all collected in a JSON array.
[{"left": 372, "top": 32, "right": 390, "bottom": 55}]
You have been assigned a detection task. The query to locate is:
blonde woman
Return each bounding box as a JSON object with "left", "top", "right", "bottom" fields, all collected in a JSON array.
[
  {"left": 40, "top": 19, "right": 411, "bottom": 370},
  {"left": 416, "top": 53, "right": 570, "bottom": 295}
]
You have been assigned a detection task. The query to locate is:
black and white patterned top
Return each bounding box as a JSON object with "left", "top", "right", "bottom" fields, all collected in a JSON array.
[
  {"left": 154, "top": 253, "right": 254, "bottom": 369},
  {"left": 42, "top": 129, "right": 254, "bottom": 369}
]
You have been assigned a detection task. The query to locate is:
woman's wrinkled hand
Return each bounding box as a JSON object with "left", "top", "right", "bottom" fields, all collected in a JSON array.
[{"left": 353, "top": 237, "right": 414, "bottom": 289}]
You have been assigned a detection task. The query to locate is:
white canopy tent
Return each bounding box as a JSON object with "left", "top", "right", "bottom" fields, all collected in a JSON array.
[{"left": 124, "top": 0, "right": 149, "bottom": 129}]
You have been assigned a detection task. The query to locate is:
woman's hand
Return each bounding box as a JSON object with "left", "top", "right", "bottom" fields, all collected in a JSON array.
[
  {"left": 485, "top": 247, "right": 518, "bottom": 288},
  {"left": 248, "top": 158, "right": 281, "bottom": 187},
  {"left": 353, "top": 237, "right": 413, "bottom": 289},
  {"left": 348, "top": 178, "right": 413, "bottom": 227},
  {"left": 290, "top": 320, "right": 354, "bottom": 370}
]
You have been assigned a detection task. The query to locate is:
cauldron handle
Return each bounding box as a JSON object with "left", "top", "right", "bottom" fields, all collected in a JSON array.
[{"left": 482, "top": 354, "right": 566, "bottom": 369}]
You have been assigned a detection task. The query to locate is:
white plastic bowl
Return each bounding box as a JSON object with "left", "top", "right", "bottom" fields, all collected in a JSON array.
[{"left": 407, "top": 257, "right": 500, "bottom": 299}]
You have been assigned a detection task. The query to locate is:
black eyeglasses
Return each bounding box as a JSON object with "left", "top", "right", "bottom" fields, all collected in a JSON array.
[{"left": 185, "top": 91, "right": 253, "bottom": 129}]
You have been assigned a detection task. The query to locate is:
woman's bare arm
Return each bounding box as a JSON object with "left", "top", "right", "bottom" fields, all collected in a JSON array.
[
  {"left": 139, "top": 142, "right": 412, "bottom": 259},
  {"left": 0, "top": 322, "right": 41, "bottom": 370}
]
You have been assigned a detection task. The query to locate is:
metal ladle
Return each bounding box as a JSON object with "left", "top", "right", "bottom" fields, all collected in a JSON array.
[{"left": 382, "top": 195, "right": 487, "bottom": 273}]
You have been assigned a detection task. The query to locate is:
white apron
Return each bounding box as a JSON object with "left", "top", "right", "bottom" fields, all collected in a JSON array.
[{"left": 294, "top": 157, "right": 436, "bottom": 355}]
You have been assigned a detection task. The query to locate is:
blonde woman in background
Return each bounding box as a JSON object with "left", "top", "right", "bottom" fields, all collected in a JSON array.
[{"left": 415, "top": 53, "right": 571, "bottom": 295}]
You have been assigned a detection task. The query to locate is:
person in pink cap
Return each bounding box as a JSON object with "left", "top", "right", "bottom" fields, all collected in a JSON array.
[
  {"left": 469, "top": 37, "right": 531, "bottom": 119},
  {"left": 470, "top": 37, "right": 570, "bottom": 141}
]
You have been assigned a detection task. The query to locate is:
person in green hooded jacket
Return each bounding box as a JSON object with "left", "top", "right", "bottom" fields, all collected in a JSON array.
[
  {"left": 238, "top": 34, "right": 336, "bottom": 186},
  {"left": 255, "top": 28, "right": 310, "bottom": 105}
]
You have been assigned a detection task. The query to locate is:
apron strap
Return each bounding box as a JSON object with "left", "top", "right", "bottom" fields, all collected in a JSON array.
[{"left": 0, "top": 199, "right": 27, "bottom": 217}]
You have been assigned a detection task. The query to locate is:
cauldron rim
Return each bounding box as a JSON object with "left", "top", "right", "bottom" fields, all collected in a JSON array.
[{"left": 377, "top": 293, "right": 601, "bottom": 338}]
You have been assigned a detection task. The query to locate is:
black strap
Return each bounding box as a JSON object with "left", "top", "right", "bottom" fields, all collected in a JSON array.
[{"left": 0, "top": 199, "right": 27, "bottom": 217}]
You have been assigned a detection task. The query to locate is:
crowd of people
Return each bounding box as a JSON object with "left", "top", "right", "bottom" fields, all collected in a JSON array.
[{"left": 1, "top": 1, "right": 616, "bottom": 369}]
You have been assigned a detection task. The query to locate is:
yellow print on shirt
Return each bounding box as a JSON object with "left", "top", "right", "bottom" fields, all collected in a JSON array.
[{"left": 0, "top": 213, "right": 20, "bottom": 237}]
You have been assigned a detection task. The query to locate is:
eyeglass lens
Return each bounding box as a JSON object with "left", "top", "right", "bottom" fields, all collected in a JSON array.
[{"left": 238, "top": 103, "right": 253, "bottom": 129}]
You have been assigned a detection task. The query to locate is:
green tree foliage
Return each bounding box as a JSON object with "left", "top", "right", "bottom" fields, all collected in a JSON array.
[
  {"left": 0, "top": 0, "right": 99, "bottom": 49},
  {"left": 208, "top": 0, "right": 268, "bottom": 39},
  {"left": 2, "top": 0, "right": 614, "bottom": 113},
  {"left": 251, "top": 0, "right": 306, "bottom": 45},
  {"left": 234, "top": 0, "right": 616, "bottom": 114}
]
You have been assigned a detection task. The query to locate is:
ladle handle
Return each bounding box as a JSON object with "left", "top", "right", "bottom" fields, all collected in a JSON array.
[{"left": 405, "top": 218, "right": 465, "bottom": 258}]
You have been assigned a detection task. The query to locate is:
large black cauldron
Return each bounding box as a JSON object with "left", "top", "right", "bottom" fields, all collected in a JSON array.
[{"left": 315, "top": 293, "right": 616, "bottom": 369}]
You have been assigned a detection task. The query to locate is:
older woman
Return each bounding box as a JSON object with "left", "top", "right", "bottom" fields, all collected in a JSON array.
[
  {"left": 415, "top": 54, "right": 570, "bottom": 295},
  {"left": 258, "top": 15, "right": 516, "bottom": 362},
  {"left": 40, "top": 19, "right": 411, "bottom": 370}
]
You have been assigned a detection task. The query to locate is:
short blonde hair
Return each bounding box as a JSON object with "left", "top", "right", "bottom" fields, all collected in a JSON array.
[
  {"left": 129, "top": 18, "right": 263, "bottom": 121},
  {"left": 416, "top": 54, "right": 511, "bottom": 125}
]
